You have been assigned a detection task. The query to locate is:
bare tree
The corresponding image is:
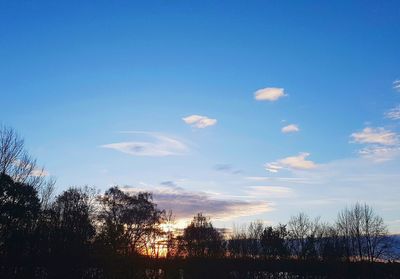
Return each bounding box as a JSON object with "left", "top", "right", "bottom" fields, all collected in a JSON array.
[
  {"left": 38, "top": 177, "right": 56, "bottom": 210},
  {"left": 362, "top": 204, "right": 389, "bottom": 261},
  {"left": 247, "top": 220, "right": 264, "bottom": 257},
  {"left": 287, "top": 213, "right": 319, "bottom": 259},
  {"left": 228, "top": 224, "right": 249, "bottom": 258},
  {"left": 163, "top": 210, "right": 177, "bottom": 258},
  {"left": 0, "top": 126, "right": 55, "bottom": 208},
  {"left": 336, "top": 203, "right": 390, "bottom": 262},
  {"left": 0, "top": 126, "right": 24, "bottom": 175},
  {"left": 0, "top": 126, "right": 38, "bottom": 184}
]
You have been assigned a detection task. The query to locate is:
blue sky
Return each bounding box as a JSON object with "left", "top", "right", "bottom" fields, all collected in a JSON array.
[{"left": 1, "top": 0, "right": 400, "bottom": 231}]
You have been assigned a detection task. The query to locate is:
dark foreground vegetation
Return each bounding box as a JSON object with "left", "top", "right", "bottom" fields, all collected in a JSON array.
[{"left": 1, "top": 126, "right": 399, "bottom": 278}]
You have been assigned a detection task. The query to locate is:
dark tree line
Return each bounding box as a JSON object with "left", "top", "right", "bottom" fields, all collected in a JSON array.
[{"left": 0, "top": 126, "right": 399, "bottom": 278}]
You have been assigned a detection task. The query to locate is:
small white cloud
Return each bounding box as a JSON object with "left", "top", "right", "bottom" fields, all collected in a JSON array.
[
  {"left": 265, "top": 152, "right": 317, "bottom": 173},
  {"left": 13, "top": 160, "right": 49, "bottom": 177},
  {"left": 351, "top": 127, "right": 398, "bottom": 145},
  {"left": 31, "top": 169, "right": 50, "bottom": 177},
  {"left": 279, "top": 152, "right": 317, "bottom": 170},
  {"left": 101, "top": 133, "right": 188, "bottom": 157},
  {"left": 182, "top": 115, "right": 217, "bottom": 128},
  {"left": 254, "top": 87, "right": 286, "bottom": 102},
  {"left": 393, "top": 80, "right": 400, "bottom": 91},
  {"left": 281, "top": 124, "right": 300, "bottom": 133},
  {"left": 385, "top": 105, "right": 400, "bottom": 120}
]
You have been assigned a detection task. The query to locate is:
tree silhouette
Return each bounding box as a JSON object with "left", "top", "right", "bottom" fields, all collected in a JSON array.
[
  {"left": 0, "top": 173, "right": 40, "bottom": 259},
  {"left": 287, "top": 213, "right": 319, "bottom": 259},
  {"left": 96, "top": 187, "right": 164, "bottom": 255},
  {"left": 337, "top": 203, "right": 390, "bottom": 261},
  {"left": 228, "top": 224, "right": 249, "bottom": 258},
  {"left": 27, "top": 187, "right": 96, "bottom": 277},
  {"left": 1, "top": 126, "right": 399, "bottom": 278},
  {"left": 0, "top": 126, "right": 55, "bottom": 210},
  {"left": 96, "top": 186, "right": 129, "bottom": 254},
  {"left": 52, "top": 187, "right": 95, "bottom": 249},
  {"left": 260, "top": 224, "right": 289, "bottom": 259},
  {"left": 179, "top": 213, "right": 224, "bottom": 258}
]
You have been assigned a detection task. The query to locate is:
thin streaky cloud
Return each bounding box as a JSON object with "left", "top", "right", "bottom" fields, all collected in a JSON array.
[
  {"left": 245, "top": 176, "right": 316, "bottom": 184},
  {"left": 246, "top": 186, "right": 295, "bottom": 198},
  {"left": 214, "top": 164, "right": 232, "bottom": 171},
  {"left": 214, "top": 164, "right": 242, "bottom": 175},
  {"left": 393, "top": 79, "right": 400, "bottom": 91},
  {"left": 264, "top": 163, "right": 283, "bottom": 173},
  {"left": 385, "top": 105, "right": 400, "bottom": 120},
  {"left": 160, "top": 180, "right": 180, "bottom": 188},
  {"left": 358, "top": 146, "right": 400, "bottom": 162},
  {"left": 254, "top": 87, "right": 286, "bottom": 102},
  {"left": 245, "top": 176, "right": 270, "bottom": 181}
]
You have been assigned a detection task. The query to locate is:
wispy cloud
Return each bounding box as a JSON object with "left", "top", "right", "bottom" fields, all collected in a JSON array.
[
  {"left": 121, "top": 185, "right": 272, "bottom": 223},
  {"left": 265, "top": 152, "right": 317, "bottom": 173},
  {"left": 245, "top": 176, "right": 316, "bottom": 184},
  {"left": 264, "top": 163, "right": 283, "bottom": 173},
  {"left": 182, "top": 115, "right": 217, "bottom": 128},
  {"left": 249, "top": 154, "right": 400, "bottom": 233},
  {"left": 213, "top": 164, "right": 242, "bottom": 175},
  {"left": 385, "top": 105, "right": 400, "bottom": 120},
  {"left": 281, "top": 124, "right": 299, "bottom": 133},
  {"left": 393, "top": 79, "right": 400, "bottom": 92},
  {"left": 160, "top": 180, "right": 181, "bottom": 189},
  {"left": 350, "top": 127, "right": 398, "bottom": 145},
  {"left": 246, "top": 186, "right": 294, "bottom": 198},
  {"left": 358, "top": 145, "right": 400, "bottom": 162},
  {"left": 245, "top": 176, "right": 271, "bottom": 181},
  {"left": 254, "top": 87, "right": 286, "bottom": 102},
  {"left": 101, "top": 132, "right": 188, "bottom": 157},
  {"left": 350, "top": 127, "right": 400, "bottom": 161},
  {"left": 13, "top": 159, "right": 50, "bottom": 177}
]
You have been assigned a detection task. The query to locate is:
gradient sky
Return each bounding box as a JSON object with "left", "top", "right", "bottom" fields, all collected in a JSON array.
[{"left": 1, "top": 1, "right": 400, "bottom": 231}]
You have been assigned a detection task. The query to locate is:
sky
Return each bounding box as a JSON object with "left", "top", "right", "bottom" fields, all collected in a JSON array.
[{"left": 1, "top": 0, "right": 400, "bottom": 232}]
